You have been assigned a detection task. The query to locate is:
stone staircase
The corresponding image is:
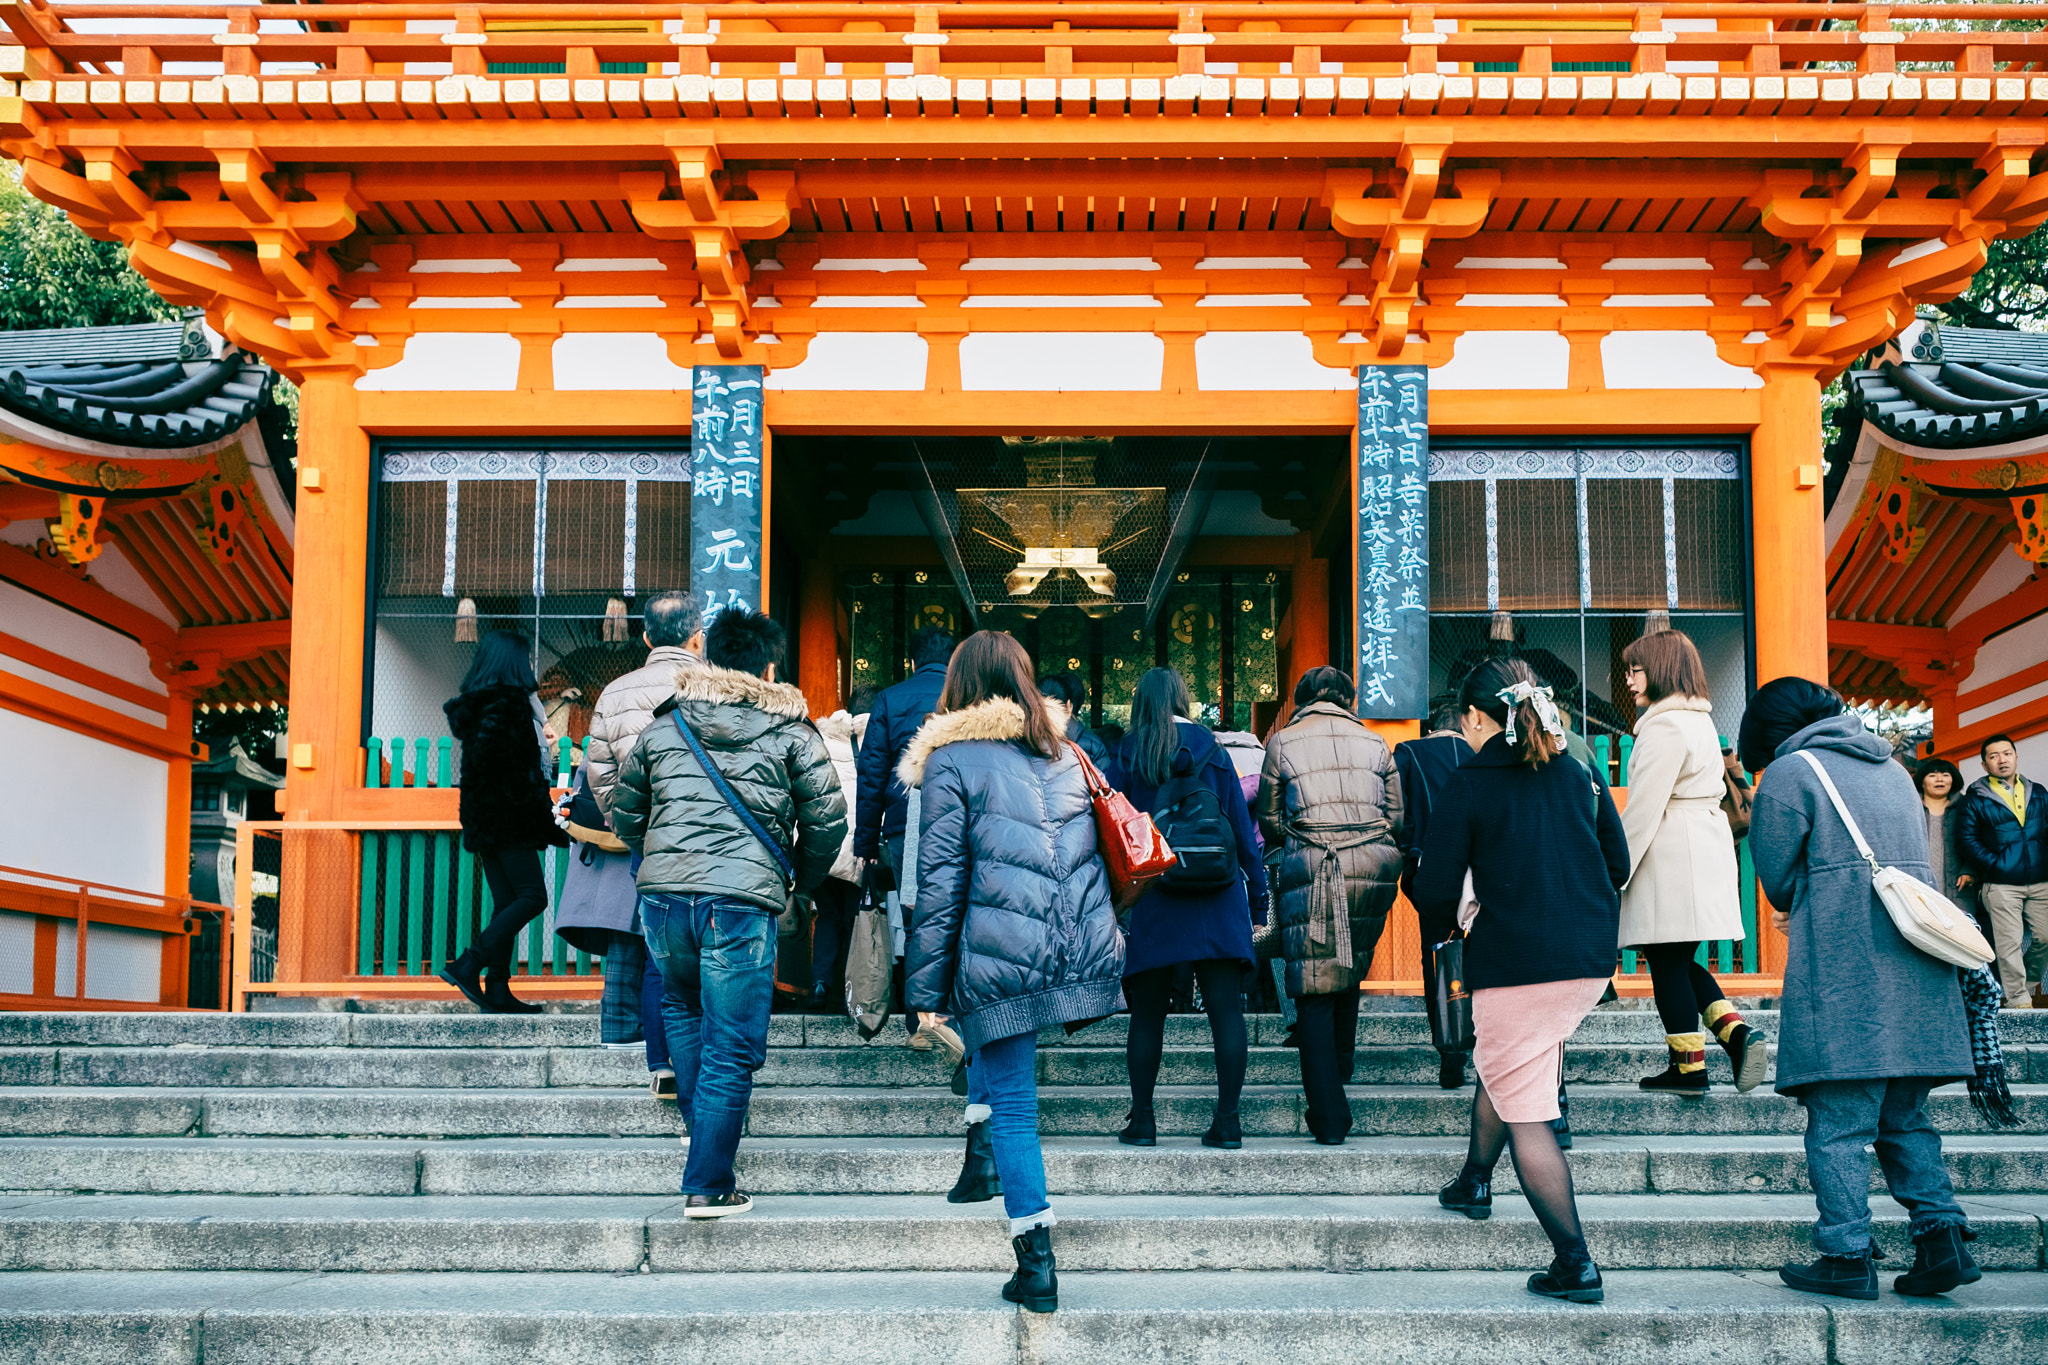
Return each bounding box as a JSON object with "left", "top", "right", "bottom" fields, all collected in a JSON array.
[{"left": 1, "top": 1005, "right": 2044, "bottom": 1364}]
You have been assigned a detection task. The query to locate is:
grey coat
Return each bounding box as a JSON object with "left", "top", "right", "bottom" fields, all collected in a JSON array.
[
  {"left": 553, "top": 841, "right": 640, "bottom": 952},
  {"left": 1748, "top": 713, "right": 1973, "bottom": 1096},
  {"left": 1255, "top": 701, "right": 1404, "bottom": 997}
]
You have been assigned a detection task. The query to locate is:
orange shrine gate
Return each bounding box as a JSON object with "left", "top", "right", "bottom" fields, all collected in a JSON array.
[{"left": 4, "top": 0, "right": 2045, "bottom": 1003}]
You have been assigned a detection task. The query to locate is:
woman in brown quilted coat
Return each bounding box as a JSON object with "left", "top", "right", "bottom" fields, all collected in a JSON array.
[{"left": 1255, "top": 666, "right": 1405, "bottom": 1144}]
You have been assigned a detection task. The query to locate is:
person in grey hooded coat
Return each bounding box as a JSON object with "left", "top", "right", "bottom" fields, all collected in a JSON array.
[{"left": 1740, "top": 678, "right": 1979, "bottom": 1303}]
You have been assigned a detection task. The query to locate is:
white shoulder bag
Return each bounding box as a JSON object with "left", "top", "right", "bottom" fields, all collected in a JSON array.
[{"left": 1795, "top": 751, "right": 1994, "bottom": 969}]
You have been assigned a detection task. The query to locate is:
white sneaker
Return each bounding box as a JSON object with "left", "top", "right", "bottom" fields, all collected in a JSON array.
[
  {"left": 650, "top": 1068, "right": 677, "bottom": 1099},
  {"left": 600, "top": 1041, "right": 645, "bottom": 1052}
]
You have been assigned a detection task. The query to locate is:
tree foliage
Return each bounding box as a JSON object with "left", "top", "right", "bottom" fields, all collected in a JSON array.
[
  {"left": 0, "top": 162, "right": 175, "bottom": 331},
  {"left": 1931, "top": 227, "right": 2048, "bottom": 332}
]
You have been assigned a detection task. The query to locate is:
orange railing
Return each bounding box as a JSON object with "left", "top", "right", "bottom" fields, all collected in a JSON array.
[
  {"left": 3, "top": 2, "right": 2044, "bottom": 83},
  {"left": 0, "top": 863, "right": 235, "bottom": 1012}
]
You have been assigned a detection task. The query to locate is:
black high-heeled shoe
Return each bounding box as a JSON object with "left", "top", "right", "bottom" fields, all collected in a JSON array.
[
  {"left": 1200, "top": 1112, "right": 1242, "bottom": 1149},
  {"left": 1528, "top": 1252, "right": 1604, "bottom": 1303},
  {"left": 1437, "top": 1171, "right": 1492, "bottom": 1220},
  {"left": 1117, "top": 1110, "right": 1157, "bottom": 1146}
]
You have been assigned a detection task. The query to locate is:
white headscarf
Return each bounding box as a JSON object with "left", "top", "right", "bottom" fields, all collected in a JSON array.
[{"left": 1497, "top": 680, "right": 1568, "bottom": 750}]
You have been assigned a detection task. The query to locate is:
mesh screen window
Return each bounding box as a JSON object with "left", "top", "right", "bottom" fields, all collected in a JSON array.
[
  {"left": 368, "top": 447, "right": 692, "bottom": 747},
  {"left": 1425, "top": 445, "right": 1749, "bottom": 745}
]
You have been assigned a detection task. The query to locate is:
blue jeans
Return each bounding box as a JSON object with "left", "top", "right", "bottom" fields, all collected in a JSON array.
[
  {"left": 967, "top": 1030, "right": 1052, "bottom": 1235},
  {"left": 641, "top": 892, "right": 776, "bottom": 1197},
  {"left": 642, "top": 953, "right": 669, "bottom": 1071},
  {"left": 1798, "top": 1077, "right": 1970, "bottom": 1256}
]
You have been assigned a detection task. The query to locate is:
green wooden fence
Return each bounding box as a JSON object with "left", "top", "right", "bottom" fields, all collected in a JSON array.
[{"left": 358, "top": 736, "right": 598, "bottom": 979}]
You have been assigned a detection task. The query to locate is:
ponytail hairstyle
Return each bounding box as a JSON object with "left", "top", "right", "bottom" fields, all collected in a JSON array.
[
  {"left": 1126, "top": 666, "right": 1194, "bottom": 786},
  {"left": 937, "top": 630, "right": 1064, "bottom": 761},
  {"left": 1457, "top": 657, "right": 1561, "bottom": 769}
]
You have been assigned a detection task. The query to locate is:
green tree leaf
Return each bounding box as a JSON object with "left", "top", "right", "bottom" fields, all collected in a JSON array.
[{"left": 0, "top": 162, "right": 176, "bottom": 331}]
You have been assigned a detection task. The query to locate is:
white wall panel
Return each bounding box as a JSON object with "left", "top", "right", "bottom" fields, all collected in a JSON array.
[
  {"left": 0, "top": 912, "right": 33, "bottom": 994},
  {"left": 357, "top": 333, "right": 522, "bottom": 391},
  {"left": 1430, "top": 332, "right": 1570, "bottom": 390},
  {"left": 959, "top": 333, "right": 1164, "bottom": 391},
  {"left": 0, "top": 708, "right": 167, "bottom": 894},
  {"left": 1194, "top": 332, "right": 1353, "bottom": 391},
  {"left": 0, "top": 581, "right": 166, "bottom": 697},
  {"left": 766, "top": 333, "right": 928, "bottom": 391},
  {"left": 553, "top": 333, "right": 692, "bottom": 390},
  {"left": 1601, "top": 332, "right": 1762, "bottom": 389}
]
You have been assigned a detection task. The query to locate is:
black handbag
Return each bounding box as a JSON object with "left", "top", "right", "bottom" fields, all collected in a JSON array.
[{"left": 1428, "top": 935, "right": 1475, "bottom": 1054}]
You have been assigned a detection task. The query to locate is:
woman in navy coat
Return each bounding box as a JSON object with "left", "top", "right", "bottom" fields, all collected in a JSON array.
[{"left": 1107, "top": 667, "right": 1269, "bottom": 1149}]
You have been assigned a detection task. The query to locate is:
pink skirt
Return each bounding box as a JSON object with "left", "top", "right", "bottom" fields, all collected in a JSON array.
[{"left": 1471, "top": 977, "right": 1610, "bottom": 1123}]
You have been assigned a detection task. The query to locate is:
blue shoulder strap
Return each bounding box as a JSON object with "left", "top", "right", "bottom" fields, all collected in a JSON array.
[{"left": 671, "top": 710, "right": 795, "bottom": 887}]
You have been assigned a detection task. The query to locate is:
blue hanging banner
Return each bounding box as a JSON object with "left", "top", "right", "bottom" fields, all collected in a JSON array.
[
  {"left": 1356, "top": 364, "right": 1429, "bottom": 719},
  {"left": 690, "top": 365, "right": 766, "bottom": 624}
]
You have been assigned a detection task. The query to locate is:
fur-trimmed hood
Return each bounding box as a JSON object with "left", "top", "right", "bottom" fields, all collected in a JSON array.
[
  {"left": 897, "top": 696, "right": 1068, "bottom": 788},
  {"left": 670, "top": 664, "right": 811, "bottom": 720}
]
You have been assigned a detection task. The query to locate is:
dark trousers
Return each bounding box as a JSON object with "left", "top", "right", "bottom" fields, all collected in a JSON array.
[
  {"left": 1641, "top": 941, "right": 1728, "bottom": 1036},
  {"left": 1126, "top": 959, "right": 1247, "bottom": 1118},
  {"left": 1295, "top": 988, "right": 1362, "bottom": 1142},
  {"left": 472, "top": 846, "right": 549, "bottom": 979},
  {"left": 809, "top": 877, "right": 860, "bottom": 998},
  {"left": 642, "top": 952, "right": 670, "bottom": 1071}
]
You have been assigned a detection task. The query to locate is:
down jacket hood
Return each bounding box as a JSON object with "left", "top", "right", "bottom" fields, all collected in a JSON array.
[
  {"left": 901, "top": 693, "right": 1125, "bottom": 1055},
  {"left": 606, "top": 665, "right": 847, "bottom": 914},
  {"left": 896, "top": 696, "right": 1070, "bottom": 789}
]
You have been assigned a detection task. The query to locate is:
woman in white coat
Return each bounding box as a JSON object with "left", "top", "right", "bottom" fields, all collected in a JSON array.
[{"left": 1619, "top": 629, "right": 1767, "bottom": 1096}]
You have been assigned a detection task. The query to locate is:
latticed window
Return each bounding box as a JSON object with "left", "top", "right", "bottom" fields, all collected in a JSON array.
[
  {"left": 1426, "top": 446, "right": 1749, "bottom": 744},
  {"left": 367, "top": 447, "right": 691, "bottom": 750}
]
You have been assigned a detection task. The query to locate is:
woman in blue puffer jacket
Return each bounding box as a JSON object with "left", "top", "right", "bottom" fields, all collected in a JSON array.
[{"left": 902, "top": 630, "right": 1125, "bottom": 1315}]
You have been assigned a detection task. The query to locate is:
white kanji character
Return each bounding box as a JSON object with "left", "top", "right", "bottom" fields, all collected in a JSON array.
[
  {"left": 1397, "top": 544, "right": 1429, "bottom": 579},
  {"left": 702, "top": 527, "right": 753, "bottom": 572},
  {"left": 695, "top": 465, "right": 729, "bottom": 506},
  {"left": 730, "top": 468, "right": 757, "bottom": 500}
]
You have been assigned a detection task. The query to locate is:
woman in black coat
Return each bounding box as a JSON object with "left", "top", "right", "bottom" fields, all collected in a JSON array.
[
  {"left": 1415, "top": 658, "right": 1629, "bottom": 1304},
  {"left": 903, "top": 631, "right": 1125, "bottom": 1314},
  {"left": 441, "top": 630, "right": 569, "bottom": 1014}
]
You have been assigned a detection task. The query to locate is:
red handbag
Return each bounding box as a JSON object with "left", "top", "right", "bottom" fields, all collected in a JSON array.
[{"left": 1068, "top": 741, "right": 1176, "bottom": 908}]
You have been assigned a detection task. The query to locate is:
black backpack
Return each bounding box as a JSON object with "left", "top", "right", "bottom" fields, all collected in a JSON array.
[{"left": 1153, "top": 751, "right": 1239, "bottom": 894}]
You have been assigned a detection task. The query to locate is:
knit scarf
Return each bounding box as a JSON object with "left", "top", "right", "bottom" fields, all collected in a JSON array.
[{"left": 1959, "top": 964, "right": 2020, "bottom": 1129}]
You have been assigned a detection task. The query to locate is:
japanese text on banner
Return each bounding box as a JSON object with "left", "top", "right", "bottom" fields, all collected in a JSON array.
[
  {"left": 1356, "top": 366, "right": 1429, "bottom": 719},
  {"left": 690, "top": 365, "right": 766, "bottom": 624}
]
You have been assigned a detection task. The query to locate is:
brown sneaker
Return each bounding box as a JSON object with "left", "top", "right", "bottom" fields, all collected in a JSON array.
[{"left": 684, "top": 1191, "right": 753, "bottom": 1219}]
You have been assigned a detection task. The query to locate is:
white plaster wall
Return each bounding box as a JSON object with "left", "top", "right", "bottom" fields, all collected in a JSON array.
[
  {"left": 1956, "top": 613, "right": 2048, "bottom": 703},
  {"left": 74, "top": 545, "right": 181, "bottom": 628},
  {"left": 0, "top": 912, "right": 32, "bottom": 994},
  {"left": 1431, "top": 332, "right": 1570, "bottom": 390},
  {"left": 766, "top": 333, "right": 928, "bottom": 391},
  {"left": 370, "top": 621, "right": 471, "bottom": 743},
  {"left": 0, "top": 707, "right": 167, "bottom": 894},
  {"left": 50, "top": 920, "right": 163, "bottom": 1002},
  {"left": 1951, "top": 548, "right": 2036, "bottom": 627},
  {"left": 959, "top": 333, "right": 1165, "bottom": 391},
  {"left": 1959, "top": 732, "right": 2048, "bottom": 788},
  {"left": 357, "top": 334, "right": 522, "bottom": 391},
  {"left": 1194, "top": 332, "right": 1353, "bottom": 391},
  {"left": 1602, "top": 332, "right": 1761, "bottom": 390},
  {"left": 553, "top": 333, "right": 692, "bottom": 391},
  {"left": 0, "top": 581, "right": 168, "bottom": 726}
]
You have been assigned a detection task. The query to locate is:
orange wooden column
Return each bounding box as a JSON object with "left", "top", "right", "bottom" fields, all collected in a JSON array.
[
  {"left": 798, "top": 554, "right": 841, "bottom": 717},
  {"left": 279, "top": 374, "right": 371, "bottom": 986},
  {"left": 1751, "top": 367, "right": 1830, "bottom": 687}
]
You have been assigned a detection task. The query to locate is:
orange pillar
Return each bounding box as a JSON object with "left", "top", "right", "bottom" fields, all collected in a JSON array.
[
  {"left": 1751, "top": 366, "right": 1830, "bottom": 686},
  {"left": 1288, "top": 530, "right": 1330, "bottom": 686},
  {"left": 798, "top": 554, "right": 841, "bottom": 717},
  {"left": 279, "top": 373, "right": 371, "bottom": 985}
]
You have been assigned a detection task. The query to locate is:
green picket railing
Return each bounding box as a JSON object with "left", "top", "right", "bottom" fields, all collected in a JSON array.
[{"left": 358, "top": 735, "right": 596, "bottom": 980}]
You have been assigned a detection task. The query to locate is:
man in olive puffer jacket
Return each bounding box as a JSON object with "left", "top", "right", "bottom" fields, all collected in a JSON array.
[{"left": 611, "top": 607, "right": 846, "bottom": 1217}]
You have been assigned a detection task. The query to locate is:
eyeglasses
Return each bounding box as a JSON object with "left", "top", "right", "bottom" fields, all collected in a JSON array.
[{"left": 1624, "top": 666, "right": 1646, "bottom": 679}]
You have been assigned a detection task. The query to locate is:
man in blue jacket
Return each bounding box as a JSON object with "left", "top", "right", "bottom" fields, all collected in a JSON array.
[
  {"left": 854, "top": 626, "right": 954, "bottom": 1038},
  {"left": 1956, "top": 734, "right": 2048, "bottom": 1008}
]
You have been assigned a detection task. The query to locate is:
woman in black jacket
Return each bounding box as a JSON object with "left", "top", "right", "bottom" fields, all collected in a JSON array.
[
  {"left": 440, "top": 631, "right": 569, "bottom": 1015},
  {"left": 1416, "top": 658, "right": 1629, "bottom": 1303},
  {"left": 903, "top": 631, "right": 1125, "bottom": 1314}
]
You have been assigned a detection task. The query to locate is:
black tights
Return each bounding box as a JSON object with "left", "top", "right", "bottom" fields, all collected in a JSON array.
[
  {"left": 1126, "top": 959, "right": 1247, "bottom": 1119},
  {"left": 1641, "top": 941, "right": 1727, "bottom": 1036},
  {"left": 1461, "top": 1083, "right": 1588, "bottom": 1262}
]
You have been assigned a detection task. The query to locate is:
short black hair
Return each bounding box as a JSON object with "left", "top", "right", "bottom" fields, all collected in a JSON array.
[
  {"left": 848, "top": 683, "right": 880, "bottom": 716},
  {"left": 643, "top": 590, "right": 706, "bottom": 648},
  {"left": 704, "top": 607, "right": 785, "bottom": 678},
  {"left": 1040, "top": 671, "right": 1087, "bottom": 709},
  {"left": 1916, "top": 757, "right": 1964, "bottom": 796},
  {"left": 911, "top": 625, "right": 956, "bottom": 669},
  {"left": 1981, "top": 733, "right": 2017, "bottom": 760}
]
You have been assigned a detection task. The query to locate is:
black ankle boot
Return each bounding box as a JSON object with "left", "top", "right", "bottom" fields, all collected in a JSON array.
[
  {"left": 1893, "top": 1224, "right": 1981, "bottom": 1297},
  {"left": 1002, "top": 1224, "right": 1058, "bottom": 1313},
  {"left": 1723, "top": 1024, "right": 1771, "bottom": 1094},
  {"left": 438, "top": 950, "right": 488, "bottom": 1010},
  {"left": 1551, "top": 1084, "right": 1573, "bottom": 1151},
  {"left": 1639, "top": 1061, "right": 1711, "bottom": 1096},
  {"left": 482, "top": 971, "right": 542, "bottom": 1015},
  {"left": 1118, "top": 1110, "right": 1156, "bottom": 1146},
  {"left": 947, "top": 1120, "right": 1002, "bottom": 1204},
  {"left": 1201, "top": 1111, "right": 1243, "bottom": 1149},
  {"left": 1438, "top": 1169, "right": 1492, "bottom": 1220},
  {"left": 1780, "top": 1249, "right": 1880, "bottom": 1300},
  {"left": 1527, "top": 1250, "right": 1604, "bottom": 1303}
]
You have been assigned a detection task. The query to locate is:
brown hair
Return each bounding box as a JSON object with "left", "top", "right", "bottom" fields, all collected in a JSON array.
[
  {"left": 937, "top": 631, "right": 1064, "bottom": 761},
  {"left": 1622, "top": 629, "right": 1710, "bottom": 705},
  {"left": 1458, "top": 657, "right": 1561, "bottom": 769}
]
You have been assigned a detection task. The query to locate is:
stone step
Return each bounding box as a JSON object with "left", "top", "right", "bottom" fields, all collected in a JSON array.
[
  {"left": 6, "top": 1008, "right": 2046, "bottom": 1050},
  {"left": 14, "top": 1040, "right": 1962, "bottom": 1089},
  {"left": 8, "top": 1268, "right": 2044, "bottom": 1365},
  {"left": 2, "top": 1191, "right": 2043, "bottom": 1274},
  {"left": 8, "top": 1084, "right": 2048, "bottom": 1139},
  {"left": 4, "top": 1134, "right": 2047, "bottom": 1199}
]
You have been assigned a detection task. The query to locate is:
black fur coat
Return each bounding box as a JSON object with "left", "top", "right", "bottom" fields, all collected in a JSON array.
[{"left": 444, "top": 685, "right": 570, "bottom": 853}]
